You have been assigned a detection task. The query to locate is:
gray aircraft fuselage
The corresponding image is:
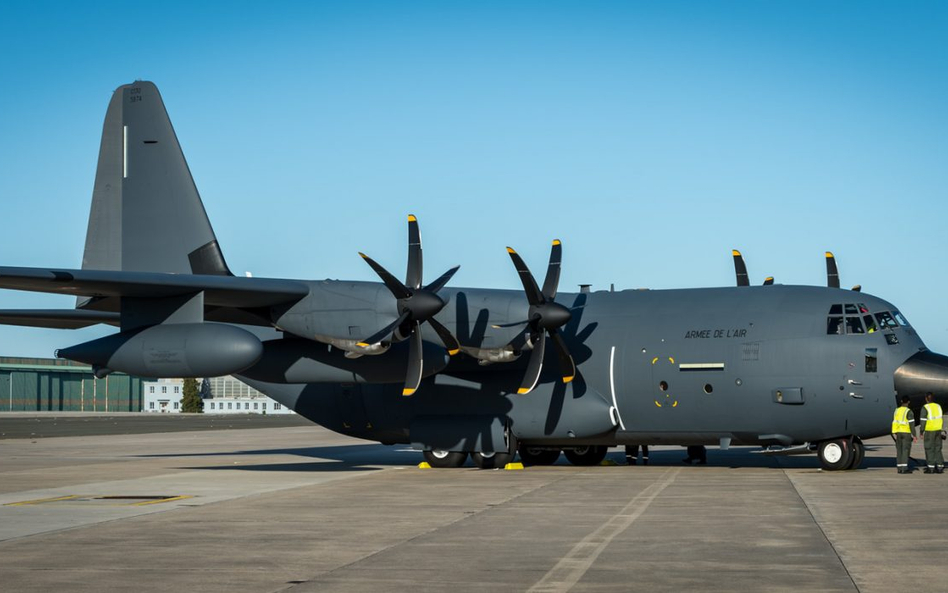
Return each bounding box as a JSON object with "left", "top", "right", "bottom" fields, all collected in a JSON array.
[{"left": 239, "top": 281, "right": 919, "bottom": 451}]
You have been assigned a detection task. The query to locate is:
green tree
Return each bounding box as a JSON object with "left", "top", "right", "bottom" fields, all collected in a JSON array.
[{"left": 180, "top": 378, "right": 204, "bottom": 413}]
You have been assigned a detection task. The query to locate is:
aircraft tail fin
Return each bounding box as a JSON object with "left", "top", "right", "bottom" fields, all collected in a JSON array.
[{"left": 81, "top": 82, "right": 231, "bottom": 282}]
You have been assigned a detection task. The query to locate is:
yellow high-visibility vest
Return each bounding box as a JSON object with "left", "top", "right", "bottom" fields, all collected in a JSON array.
[
  {"left": 923, "top": 403, "right": 944, "bottom": 432},
  {"left": 892, "top": 407, "right": 912, "bottom": 434}
]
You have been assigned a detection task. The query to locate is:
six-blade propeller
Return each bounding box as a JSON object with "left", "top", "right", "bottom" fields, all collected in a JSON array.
[
  {"left": 498, "top": 240, "right": 576, "bottom": 394},
  {"left": 357, "top": 215, "right": 460, "bottom": 396}
]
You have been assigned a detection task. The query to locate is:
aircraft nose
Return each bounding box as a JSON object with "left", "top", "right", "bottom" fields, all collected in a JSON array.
[{"left": 894, "top": 350, "right": 948, "bottom": 405}]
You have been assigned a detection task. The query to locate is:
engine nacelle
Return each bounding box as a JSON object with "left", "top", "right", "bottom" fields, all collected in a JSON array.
[
  {"left": 241, "top": 338, "right": 449, "bottom": 384},
  {"left": 57, "top": 323, "right": 263, "bottom": 378}
]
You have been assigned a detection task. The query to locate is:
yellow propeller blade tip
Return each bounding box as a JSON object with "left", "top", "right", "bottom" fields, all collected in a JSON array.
[
  {"left": 825, "top": 251, "right": 834, "bottom": 258},
  {"left": 402, "top": 388, "right": 416, "bottom": 396},
  {"left": 563, "top": 375, "right": 574, "bottom": 384},
  {"left": 358, "top": 252, "right": 368, "bottom": 259},
  {"left": 517, "top": 387, "right": 531, "bottom": 394},
  {"left": 732, "top": 249, "right": 742, "bottom": 257},
  {"left": 552, "top": 239, "right": 561, "bottom": 246},
  {"left": 408, "top": 214, "right": 417, "bottom": 222},
  {"left": 506, "top": 247, "right": 516, "bottom": 254},
  {"left": 448, "top": 348, "right": 460, "bottom": 356},
  {"left": 356, "top": 342, "right": 370, "bottom": 348},
  {"left": 765, "top": 277, "right": 774, "bottom": 282}
]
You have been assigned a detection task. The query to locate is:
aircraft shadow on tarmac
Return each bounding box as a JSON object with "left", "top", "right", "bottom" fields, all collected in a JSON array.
[{"left": 134, "top": 443, "right": 900, "bottom": 472}]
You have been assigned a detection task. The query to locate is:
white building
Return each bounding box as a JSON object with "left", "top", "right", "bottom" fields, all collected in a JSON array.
[{"left": 143, "top": 376, "right": 294, "bottom": 414}]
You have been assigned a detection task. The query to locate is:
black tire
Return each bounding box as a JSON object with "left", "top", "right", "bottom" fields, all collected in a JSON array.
[
  {"left": 518, "top": 446, "right": 561, "bottom": 466},
  {"left": 563, "top": 445, "right": 608, "bottom": 466},
  {"left": 470, "top": 451, "right": 514, "bottom": 469},
  {"left": 818, "top": 439, "right": 853, "bottom": 471},
  {"left": 423, "top": 449, "right": 468, "bottom": 468},
  {"left": 847, "top": 438, "right": 865, "bottom": 470}
]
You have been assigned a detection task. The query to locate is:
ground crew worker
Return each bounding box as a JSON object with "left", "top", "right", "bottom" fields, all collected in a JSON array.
[
  {"left": 920, "top": 392, "right": 944, "bottom": 474},
  {"left": 625, "top": 444, "right": 649, "bottom": 465},
  {"left": 892, "top": 395, "right": 916, "bottom": 474}
]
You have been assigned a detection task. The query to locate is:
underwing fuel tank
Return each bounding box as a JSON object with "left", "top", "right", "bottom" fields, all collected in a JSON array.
[{"left": 56, "top": 323, "right": 263, "bottom": 378}]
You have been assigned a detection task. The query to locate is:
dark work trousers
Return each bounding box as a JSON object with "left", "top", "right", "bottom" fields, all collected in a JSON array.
[
  {"left": 625, "top": 445, "right": 649, "bottom": 465},
  {"left": 923, "top": 431, "right": 945, "bottom": 468},
  {"left": 894, "top": 433, "right": 913, "bottom": 469}
]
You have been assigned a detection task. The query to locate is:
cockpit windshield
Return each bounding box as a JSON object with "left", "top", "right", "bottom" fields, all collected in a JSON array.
[
  {"left": 875, "top": 311, "right": 898, "bottom": 329},
  {"left": 893, "top": 311, "right": 911, "bottom": 327},
  {"left": 826, "top": 303, "right": 904, "bottom": 337}
]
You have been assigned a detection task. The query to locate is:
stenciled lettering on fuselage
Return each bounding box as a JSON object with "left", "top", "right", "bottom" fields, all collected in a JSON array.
[{"left": 683, "top": 329, "right": 749, "bottom": 339}]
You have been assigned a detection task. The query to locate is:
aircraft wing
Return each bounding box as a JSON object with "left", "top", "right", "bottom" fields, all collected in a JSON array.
[
  {"left": 0, "top": 309, "right": 120, "bottom": 329},
  {"left": 0, "top": 267, "right": 310, "bottom": 309}
]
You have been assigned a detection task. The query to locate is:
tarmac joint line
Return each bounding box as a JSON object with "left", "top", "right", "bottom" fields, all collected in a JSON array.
[{"left": 527, "top": 467, "right": 681, "bottom": 593}]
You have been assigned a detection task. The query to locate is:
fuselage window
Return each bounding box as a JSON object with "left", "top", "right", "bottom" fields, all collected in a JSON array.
[
  {"left": 893, "top": 311, "right": 910, "bottom": 327},
  {"left": 827, "top": 317, "right": 844, "bottom": 335},
  {"left": 845, "top": 317, "right": 865, "bottom": 334},
  {"left": 829, "top": 304, "right": 842, "bottom": 315},
  {"left": 865, "top": 348, "right": 878, "bottom": 373},
  {"left": 875, "top": 311, "right": 898, "bottom": 329},
  {"left": 844, "top": 304, "right": 859, "bottom": 315},
  {"left": 863, "top": 315, "right": 878, "bottom": 333}
]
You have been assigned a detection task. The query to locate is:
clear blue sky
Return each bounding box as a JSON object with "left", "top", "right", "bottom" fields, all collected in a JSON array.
[{"left": 1, "top": 1, "right": 947, "bottom": 357}]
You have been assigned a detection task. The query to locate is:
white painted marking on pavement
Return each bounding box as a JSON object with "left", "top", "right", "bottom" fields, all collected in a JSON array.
[{"left": 528, "top": 468, "right": 680, "bottom": 593}]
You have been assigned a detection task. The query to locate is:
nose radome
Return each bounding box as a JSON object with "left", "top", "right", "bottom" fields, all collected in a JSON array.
[{"left": 894, "top": 350, "right": 948, "bottom": 405}]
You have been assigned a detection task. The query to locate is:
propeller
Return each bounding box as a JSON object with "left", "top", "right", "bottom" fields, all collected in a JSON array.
[
  {"left": 732, "top": 250, "right": 750, "bottom": 287},
  {"left": 357, "top": 214, "right": 460, "bottom": 396},
  {"left": 501, "top": 240, "right": 576, "bottom": 394},
  {"left": 825, "top": 251, "right": 840, "bottom": 288}
]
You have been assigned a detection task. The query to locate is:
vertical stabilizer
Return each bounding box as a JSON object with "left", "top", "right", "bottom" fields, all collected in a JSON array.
[{"left": 81, "top": 82, "right": 231, "bottom": 279}]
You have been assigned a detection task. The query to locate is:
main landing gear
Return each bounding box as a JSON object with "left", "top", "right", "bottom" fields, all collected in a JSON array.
[{"left": 817, "top": 436, "right": 865, "bottom": 471}]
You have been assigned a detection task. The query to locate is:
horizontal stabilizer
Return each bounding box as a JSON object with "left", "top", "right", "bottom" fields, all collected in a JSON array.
[
  {"left": 0, "top": 267, "right": 309, "bottom": 308},
  {"left": 0, "top": 309, "right": 119, "bottom": 329}
]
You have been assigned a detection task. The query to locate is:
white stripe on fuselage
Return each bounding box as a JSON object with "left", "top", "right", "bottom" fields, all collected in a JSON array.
[{"left": 609, "top": 346, "right": 626, "bottom": 430}]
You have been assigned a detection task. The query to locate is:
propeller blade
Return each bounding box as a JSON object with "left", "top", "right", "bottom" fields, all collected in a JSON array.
[
  {"left": 540, "top": 239, "right": 562, "bottom": 301},
  {"left": 406, "top": 214, "right": 423, "bottom": 290},
  {"left": 492, "top": 319, "right": 530, "bottom": 329},
  {"left": 763, "top": 277, "right": 774, "bottom": 286},
  {"left": 852, "top": 284, "right": 862, "bottom": 292},
  {"left": 403, "top": 321, "right": 424, "bottom": 396},
  {"left": 357, "top": 311, "right": 410, "bottom": 348},
  {"left": 548, "top": 328, "right": 576, "bottom": 384},
  {"left": 427, "top": 317, "right": 460, "bottom": 356},
  {"left": 506, "top": 247, "right": 544, "bottom": 305},
  {"left": 825, "top": 251, "right": 840, "bottom": 288},
  {"left": 732, "top": 250, "right": 749, "bottom": 287},
  {"left": 424, "top": 265, "right": 460, "bottom": 294},
  {"left": 517, "top": 333, "right": 545, "bottom": 394},
  {"left": 360, "top": 253, "right": 411, "bottom": 299}
]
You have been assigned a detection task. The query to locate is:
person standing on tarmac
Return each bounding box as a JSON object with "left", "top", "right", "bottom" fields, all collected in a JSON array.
[
  {"left": 891, "top": 395, "right": 917, "bottom": 474},
  {"left": 920, "top": 392, "right": 945, "bottom": 474},
  {"left": 625, "top": 445, "right": 649, "bottom": 465}
]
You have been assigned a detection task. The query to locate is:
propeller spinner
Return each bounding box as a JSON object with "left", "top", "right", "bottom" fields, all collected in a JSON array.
[
  {"left": 500, "top": 240, "right": 576, "bottom": 394},
  {"left": 357, "top": 215, "right": 460, "bottom": 396}
]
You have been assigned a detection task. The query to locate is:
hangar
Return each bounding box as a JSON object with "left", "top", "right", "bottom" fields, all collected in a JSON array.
[{"left": 0, "top": 356, "right": 142, "bottom": 412}]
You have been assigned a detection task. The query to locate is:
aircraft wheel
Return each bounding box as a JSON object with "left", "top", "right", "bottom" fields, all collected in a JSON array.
[
  {"left": 423, "top": 449, "right": 468, "bottom": 468},
  {"left": 847, "top": 438, "right": 865, "bottom": 470},
  {"left": 563, "top": 445, "right": 608, "bottom": 466},
  {"left": 470, "top": 451, "right": 514, "bottom": 469},
  {"left": 817, "top": 439, "right": 853, "bottom": 471},
  {"left": 518, "top": 446, "right": 561, "bottom": 466}
]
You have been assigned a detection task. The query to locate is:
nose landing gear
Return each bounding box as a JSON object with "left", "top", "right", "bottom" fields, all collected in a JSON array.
[{"left": 817, "top": 436, "right": 865, "bottom": 471}]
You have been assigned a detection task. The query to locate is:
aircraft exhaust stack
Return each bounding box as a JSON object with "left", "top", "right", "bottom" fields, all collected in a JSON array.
[
  {"left": 57, "top": 323, "right": 263, "bottom": 379},
  {"left": 894, "top": 350, "right": 948, "bottom": 406}
]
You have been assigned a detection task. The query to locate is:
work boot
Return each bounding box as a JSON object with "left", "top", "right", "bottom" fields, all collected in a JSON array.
[
  {"left": 936, "top": 466, "right": 944, "bottom": 474},
  {"left": 924, "top": 467, "right": 933, "bottom": 474},
  {"left": 627, "top": 458, "right": 636, "bottom": 466}
]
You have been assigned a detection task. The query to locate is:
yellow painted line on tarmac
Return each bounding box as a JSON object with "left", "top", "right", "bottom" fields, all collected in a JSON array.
[
  {"left": 131, "top": 495, "right": 193, "bottom": 506},
  {"left": 4, "top": 495, "right": 80, "bottom": 506}
]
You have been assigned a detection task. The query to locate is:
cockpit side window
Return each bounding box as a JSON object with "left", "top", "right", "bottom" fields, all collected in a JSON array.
[
  {"left": 827, "top": 317, "right": 844, "bottom": 335},
  {"left": 829, "top": 304, "right": 842, "bottom": 315},
  {"left": 845, "top": 316, "right": 865, "bottom": 334},
  {"left": 844, "top": 304, "right": 859, "bottom": 315},
  {"left": 875, "top": 311, "right": 898, "bottom": 329},
  {"left": 893, "top": 311, "right": 910, "bottom": 327},
  {"left": 863, "top": 315, "right": 878, "bottom": 333}
]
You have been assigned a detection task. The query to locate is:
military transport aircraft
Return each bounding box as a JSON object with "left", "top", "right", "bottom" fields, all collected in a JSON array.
[{"left": 1, "top": 81, "right": 947, "bottom": 470}]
